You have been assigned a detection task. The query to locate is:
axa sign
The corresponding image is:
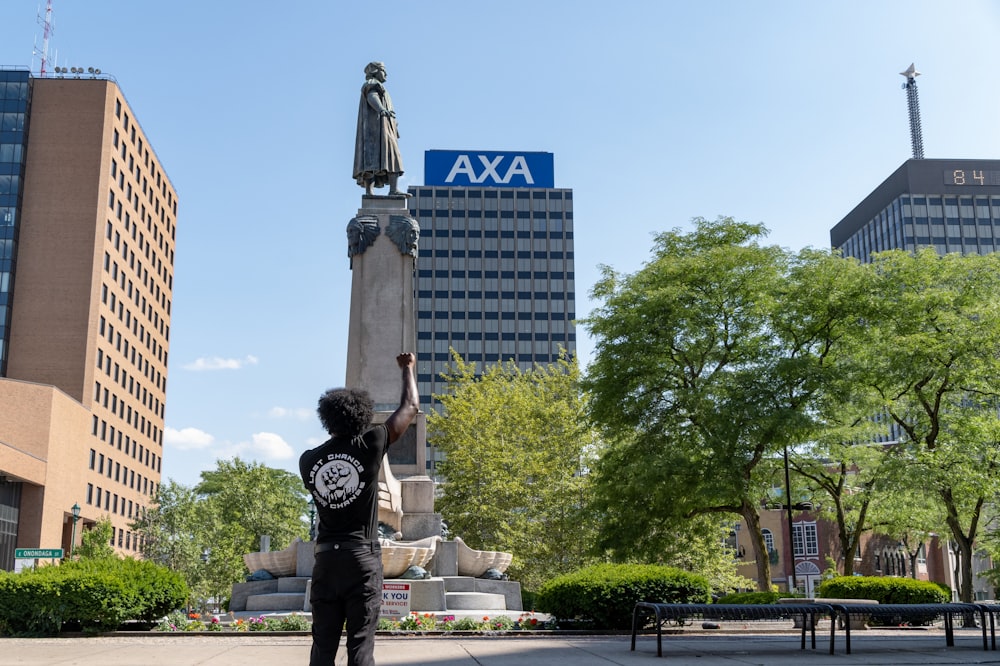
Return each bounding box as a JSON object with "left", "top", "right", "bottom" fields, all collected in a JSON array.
[{"left": 424, "top": 150, "right": 554, "bottom": 188}]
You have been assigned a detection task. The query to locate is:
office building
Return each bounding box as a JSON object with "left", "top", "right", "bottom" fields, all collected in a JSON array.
[
  {"left": 407, "top": 150, "right": 576, "bottom": 472},
  {"left": 831, "top": 158, "right": 1000, "bottom": 261},
  {"left": 0, "top": 68, "right": 177, "bottom": 569}
]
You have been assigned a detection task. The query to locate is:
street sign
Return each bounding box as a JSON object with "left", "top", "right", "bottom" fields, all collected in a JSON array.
[{"left": 14, "top": 548, "right": 63, "bottom": 558}]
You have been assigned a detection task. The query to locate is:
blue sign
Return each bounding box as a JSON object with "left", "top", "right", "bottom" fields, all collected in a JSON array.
[{"left": 424, "top": 150, "right": 554, "bottom": 188}]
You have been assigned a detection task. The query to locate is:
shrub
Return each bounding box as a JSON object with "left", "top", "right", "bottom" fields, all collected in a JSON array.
[
  {"left": 817, "top": 576, "right": 949, "bottom": 626},
  {"left": 0, "top": 558, "right": 187, "bottom": 635},
  {"left": 715, "top": 591, "right": 783, "bottom": 605},
  {"left": 817, "top": 576, "right": 948, "bottom": 604},
  {"left": 535, "top": 563, "right": 711, "bottom": 630}
]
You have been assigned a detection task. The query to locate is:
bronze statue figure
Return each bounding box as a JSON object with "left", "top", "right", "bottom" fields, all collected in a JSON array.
[{"left": 354, "top": 62, "right": 407, "bottom": 196}]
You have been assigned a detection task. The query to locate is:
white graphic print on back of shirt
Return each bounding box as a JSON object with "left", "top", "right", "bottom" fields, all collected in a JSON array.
[{"left": 310, "top": 453, "right": 366, "bottom": 509}]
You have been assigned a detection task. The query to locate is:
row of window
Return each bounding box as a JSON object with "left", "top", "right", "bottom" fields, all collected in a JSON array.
[
  {"left": 414, "top": 210, "right": 571, "bottom": 222},
  {"left": 417, "top": 318, "right": 575, "bottom": 334},
  {"left": 86, "top": 447, "right": 158, "bottom": 498},
  {"left": 84, "top": 483, "right": 145, "bottom": 552},
  {"left": 840, "top": 194, "right": 1000, "bottom": 261},
  {"left": 92, "top": 410, "right": 162, "bottom": 456},
  {"left": 113, "top": 95, "right": 177, "bottom": 222},
  {"left": 106, "top": 195, "right": 174, "bottom": 313},
  {"left": 415, "top": 217, "right": 573, "bottom": 235},
  {"left": 99, "top": 314, "right": 166, "bottom": 393},
  {"left": 89, "top": 447, "right": 158, "bottom": 487},
  {"left": 422, "top": 232, "right": 571, "bottom": 247},
  {"left": 89, "top": 407, "right": 159, "bottom": 467}
]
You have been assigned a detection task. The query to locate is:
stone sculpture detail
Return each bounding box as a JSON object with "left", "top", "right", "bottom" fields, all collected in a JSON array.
[
  {"left": 386, "top": 215, "right": 420, "bottom": 258},
  {"left": 347, "top": 215, "right": 380, "bottom": 267}
]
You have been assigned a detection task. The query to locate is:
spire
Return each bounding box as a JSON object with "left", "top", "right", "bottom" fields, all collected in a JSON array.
[{"left": 900, "top": 63, "right": 925, "bottom": 160}]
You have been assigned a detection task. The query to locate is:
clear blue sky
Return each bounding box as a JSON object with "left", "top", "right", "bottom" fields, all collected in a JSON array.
[{"left": 2, "top": 1, "right": 999, "bottom": 488}]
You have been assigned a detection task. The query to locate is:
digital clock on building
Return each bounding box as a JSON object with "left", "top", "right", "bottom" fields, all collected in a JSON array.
[{"left": 944, "top": 169, "right": 1000, "bottom": 186}]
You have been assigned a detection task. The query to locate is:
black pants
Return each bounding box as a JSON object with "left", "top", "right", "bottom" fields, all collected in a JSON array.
[{"left": 309, "top": 543, "right": 382, "bottom": 666}]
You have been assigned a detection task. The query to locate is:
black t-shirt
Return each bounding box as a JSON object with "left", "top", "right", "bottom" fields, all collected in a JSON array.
[{"left": 299, "top": 424, "right": 389, "bottom": 543}]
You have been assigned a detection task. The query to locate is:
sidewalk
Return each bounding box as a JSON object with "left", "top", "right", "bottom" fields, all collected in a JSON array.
[{"left": 1, "top": 630, "right": 998, "bottom": 666}]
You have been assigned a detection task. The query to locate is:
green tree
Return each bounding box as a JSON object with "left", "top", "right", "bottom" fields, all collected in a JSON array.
[
  {"left": 429, "top": 352, "right": 597, "bottom": 590},
  {"left": 850, "top": 249, "right": 1000, "bottom": 601},
  {"left": 75, "top": 516, "right": 116, "bottom": 560},
  {"left": 133, "top": 461, "right": 309, "bottom": 611},
  {"left": 582, "top": 219, "right": 870, "bottom": 590}
]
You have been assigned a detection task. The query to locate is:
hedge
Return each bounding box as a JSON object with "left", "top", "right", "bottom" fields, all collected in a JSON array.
[
  {"left": 0, "top": 558, "right": 188, "bottom": 636},
  {"left": 715, "top": 591, "right": 787, "bottom": 605},
  {"left": 816, "top": 576, "right": 949, "bottom": 605},
  {"left": 535, "top": 563, "right": 711, "bottom": 630}
]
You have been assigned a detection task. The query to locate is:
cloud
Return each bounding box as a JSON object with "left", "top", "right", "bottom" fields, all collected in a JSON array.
[
  {"left": 164, "top": 426, "right": 215, "bottom": 451},
  {"left": 182, "top": 355, "right": 259, "bottom": 371},
  {"left": 241, "top": 432, "right": 295, "bottom": 460},
  {"left": 267, "top": 406, "right": 313, "bottom": 421}
]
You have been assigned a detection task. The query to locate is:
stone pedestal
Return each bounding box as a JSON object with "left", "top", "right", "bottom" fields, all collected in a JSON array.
[
  {"left": 400, "top": 476, "right": 441, "bottom": 540},
  {"left": 345, "top": 195, "right": 417, "bottom": 409}
]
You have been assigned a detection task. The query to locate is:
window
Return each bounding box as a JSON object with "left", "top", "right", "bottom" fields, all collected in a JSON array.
[
  {"left": 762, "top": 528, "right": 775, "bottom": 554},
  {"left": 792, "top": 522, "right": 819, "bottom": 557}
]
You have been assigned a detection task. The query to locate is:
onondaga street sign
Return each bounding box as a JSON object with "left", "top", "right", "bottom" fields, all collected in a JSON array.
[{"left": 15, "top": 548, "right": 63, "bottom": 558}]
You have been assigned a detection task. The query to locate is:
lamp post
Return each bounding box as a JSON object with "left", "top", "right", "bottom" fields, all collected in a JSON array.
[
  {"left": 783, "top": 447, "right": 798, "bottom": 593},
  {"left": 308, "top": 497, "right": 317, "bottom": 541},
  {"left": 69, "top": 503, "right": 81, "bottom": 558}
]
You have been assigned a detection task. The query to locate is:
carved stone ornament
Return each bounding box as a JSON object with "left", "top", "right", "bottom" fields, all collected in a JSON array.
[
  {"left": 386, "top": 215, "right": 420, "bottom": 258},
  {"left": 347, "top": 215, "right": 380, "bottom": 267}
]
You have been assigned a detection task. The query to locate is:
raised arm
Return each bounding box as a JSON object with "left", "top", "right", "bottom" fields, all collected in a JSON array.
[{"left": 384, "top": 352, "right": 418, "bottom": 444}]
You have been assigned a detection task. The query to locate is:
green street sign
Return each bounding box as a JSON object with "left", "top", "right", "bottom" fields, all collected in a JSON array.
[{"left": 14, "top": 548, "right": 63, "bottom": 559}]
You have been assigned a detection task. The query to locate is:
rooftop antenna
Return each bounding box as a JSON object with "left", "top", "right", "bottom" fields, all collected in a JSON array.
[
  {"left": 900, "top": 63, "right": 925, "bottom": 160},
  {"left": 32, "top": 0, "right": 54, "bottom": 76}
]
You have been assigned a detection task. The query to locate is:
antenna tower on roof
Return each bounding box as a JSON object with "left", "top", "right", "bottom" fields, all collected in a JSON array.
[
  {"left": 900, "top": 63, "right": 925, "bottom": 160},
  {"left": 33, "top": 0, "right": 54, "bottom": 76}
]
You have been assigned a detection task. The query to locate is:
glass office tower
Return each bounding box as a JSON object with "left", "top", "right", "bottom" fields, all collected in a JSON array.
[
  {"left": 0, "top": 69, "right": 31, "bottom": 377},
  {"left": 831, "top": 158, "right": 1000, "bottom": 261},
  {"left": 407, "top": 153, "right": 576, "bottom": 472}
]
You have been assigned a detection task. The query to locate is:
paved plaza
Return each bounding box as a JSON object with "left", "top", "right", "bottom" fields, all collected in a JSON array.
[{"left": 3, "top": 629, "right": 1000, "bottom": 666}]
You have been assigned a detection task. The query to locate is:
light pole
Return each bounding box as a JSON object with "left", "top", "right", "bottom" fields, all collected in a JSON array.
[
  {"left": 69, "top": 503, "right": 81, "bottom": 558},
  {"left": 308, "top": 497, "right": 317, "bottom": 541},
  {"left": 783, "top": 447, "right": 798, "bottom": 593}
]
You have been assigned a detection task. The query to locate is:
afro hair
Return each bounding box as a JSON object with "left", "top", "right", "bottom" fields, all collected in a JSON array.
[{"left": 317, "top": 387, "right": 375, "bottom": 438}]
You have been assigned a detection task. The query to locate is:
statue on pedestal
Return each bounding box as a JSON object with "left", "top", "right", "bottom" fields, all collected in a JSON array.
[{"left": 353, "top": 61, "right": 407, "bottom": 196}]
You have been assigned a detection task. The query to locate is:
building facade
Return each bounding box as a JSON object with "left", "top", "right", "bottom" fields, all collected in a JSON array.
[
  {"left": 407, "top": 150, "right": 576, "bottom": 472},
  {"left": 0, "top": 68, "right": 177, "bottom": 569},
  {"left": 831, "top": 158, "right": 1000, "bottom": 260}
]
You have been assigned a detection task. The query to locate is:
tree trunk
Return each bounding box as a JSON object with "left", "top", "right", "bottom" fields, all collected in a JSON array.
[
  {"left": 941, "top": 488, "right": 983, "bottom": 603},
  {"left": 741, "top": 504, "right": 772, "bottom": 592}
]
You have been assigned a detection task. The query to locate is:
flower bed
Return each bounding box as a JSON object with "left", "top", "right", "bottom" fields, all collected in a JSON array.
[
  {"left": 155, "top": 612, "right": 310, "bottom": 632},
  {"left": 378, "top": 612, "right": 553, "bottom": 632}
]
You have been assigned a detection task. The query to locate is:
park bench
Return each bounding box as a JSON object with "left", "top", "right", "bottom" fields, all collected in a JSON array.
[
  {"left": 630, "top": 602, "right": 832, "bottom": 658},
  {"left": 829, "top": 602, "right": 987, "bottom": 654},
  {"left": 630, "top": 601, "right": 989, "bottom": 658},
  {"left": 975, "top": 603, "right": 1000, "bottom": 650}
]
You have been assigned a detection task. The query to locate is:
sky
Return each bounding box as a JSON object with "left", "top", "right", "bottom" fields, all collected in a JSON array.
[{"left": 2, "top": 1, "right": 1000, "bottom": 488}]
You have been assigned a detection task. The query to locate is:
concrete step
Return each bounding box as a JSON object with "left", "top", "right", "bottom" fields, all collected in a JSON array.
[
  {"left": 442, "top": 576, "right": 477, "bottom": 592},
  {"left": 276, "top": 576, "right": 310, "bottom": 593},
  {"left": 246, "top": 592, "right": 306, "bottom": 612},
  {"left": 445, "top": 592, "right": 506, "bottom": 610}
]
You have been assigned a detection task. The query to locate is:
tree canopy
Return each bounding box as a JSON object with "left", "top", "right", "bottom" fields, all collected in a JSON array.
[
  {"left": 428, "top": 352, "right": 597, "bottom": 590},
  {"left": 132, "top": 458, "right": 309, "bottom": 610}
]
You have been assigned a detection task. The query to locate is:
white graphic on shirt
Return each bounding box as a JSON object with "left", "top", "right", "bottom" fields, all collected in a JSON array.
[{"left": 310, "top": 453, "right": 366, "bottom": 509}]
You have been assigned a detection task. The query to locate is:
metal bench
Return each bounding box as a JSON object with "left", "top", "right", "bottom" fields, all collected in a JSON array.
[
  {"left": 969, "top": 603, "right": 1000, "bottom": 650},
  {"left": 630, "top": 602, "right": 832, "bottom": 658},
  {"left": 829, "top": 602, "right": 987, "bottom": 654}
]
